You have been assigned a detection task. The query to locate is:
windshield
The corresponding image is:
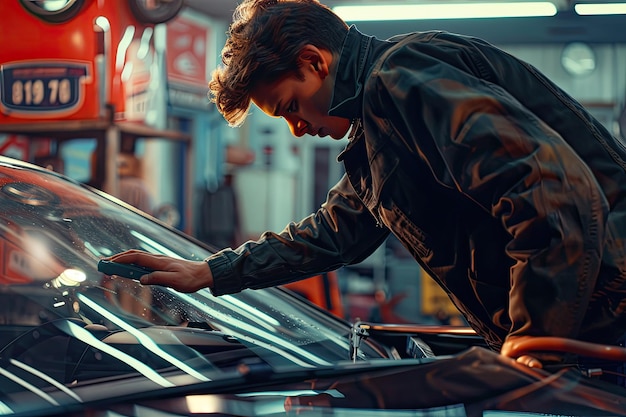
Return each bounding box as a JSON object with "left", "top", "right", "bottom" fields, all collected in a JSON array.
[{"left": 0, "top": 159, "right": 386, "bottom": 393}]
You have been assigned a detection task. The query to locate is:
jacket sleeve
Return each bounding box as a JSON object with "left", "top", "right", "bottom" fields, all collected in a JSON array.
[
  {"left": 371, "top": 41, "right": 608, "bottom": 340},
  {"left": 207, "top": 175, "right": 389, "bottom": 296}
]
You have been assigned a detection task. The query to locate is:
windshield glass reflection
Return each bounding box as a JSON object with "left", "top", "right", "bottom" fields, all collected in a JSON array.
[{"left": 0, "top": 161, "right": 384, "bottom": 391}]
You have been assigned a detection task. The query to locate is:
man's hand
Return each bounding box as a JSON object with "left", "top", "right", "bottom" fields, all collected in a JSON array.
[
  {"left": 104, "top": 250, "right": 214, "bottom": 293},
  {"left": 501, "top": 336, "right": 544, "bottom": 368}
]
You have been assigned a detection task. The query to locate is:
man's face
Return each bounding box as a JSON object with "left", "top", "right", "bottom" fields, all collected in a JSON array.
[{"left": 251, "top": 63, "right": 351, "bottom": 140}]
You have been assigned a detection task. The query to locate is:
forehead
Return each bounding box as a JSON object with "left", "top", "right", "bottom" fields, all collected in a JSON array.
[{"left": 251, "top": 77, "right": 291, "bottom": 117}]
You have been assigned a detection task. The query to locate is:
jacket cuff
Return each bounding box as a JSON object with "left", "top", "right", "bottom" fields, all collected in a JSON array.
[{"left": 206, "top": 253, "right": 242, "bottom": 296}]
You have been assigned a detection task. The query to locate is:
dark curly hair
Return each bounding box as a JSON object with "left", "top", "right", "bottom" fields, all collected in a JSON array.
[{"left": 209, "top": 0, "right": 349, "bottom": 127}]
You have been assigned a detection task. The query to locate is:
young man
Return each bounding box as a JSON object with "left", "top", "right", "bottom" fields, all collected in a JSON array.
[{"left": 108, "top": 0, "right": 626, "bottom": 369}]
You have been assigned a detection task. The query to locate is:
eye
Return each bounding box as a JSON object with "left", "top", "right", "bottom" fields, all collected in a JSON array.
[{"left": 286, "top": 101, "right": 297, "bottom": 114}]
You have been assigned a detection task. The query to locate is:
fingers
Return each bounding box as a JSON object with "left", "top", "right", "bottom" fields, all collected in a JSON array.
[
  {"left": 103, "top": 252, "right": 214, "bottom": 293},
  {"left": 105, "top": 250, "right": 166, "bottom": 271},
  {"left": 142, "top": 260, "right": 213, "bottom": 293},
  {"left": 138, "top": 270, "right": 198, "bottom": 293},
  {"left": 106, "top": 249, "right": 150, "bottom": 264},
  {"left": 501, "top": 335, "right": 536, "bottom": 358},
  {"left": 139, "top": 270, "right": 168, "bottom": 288},
  {"left": 515, "top": 354, "right": 543, "bottom": 368},
  {"left": 501, "top": 336, "right": 545, "bottom": 369}
]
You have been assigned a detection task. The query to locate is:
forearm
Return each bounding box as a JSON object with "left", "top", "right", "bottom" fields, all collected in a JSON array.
[{"left": 208, "top": 176, "right": 389, "bottom": 295}]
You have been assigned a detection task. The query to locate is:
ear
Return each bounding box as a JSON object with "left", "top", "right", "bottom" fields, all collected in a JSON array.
[{"left": 298, "top": 44, "right": 330, "bottom": 79}]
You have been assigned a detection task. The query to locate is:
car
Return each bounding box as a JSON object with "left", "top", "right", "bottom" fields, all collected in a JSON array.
[{"left": 0, "top": 155, "right": 625, "bottom": 417}]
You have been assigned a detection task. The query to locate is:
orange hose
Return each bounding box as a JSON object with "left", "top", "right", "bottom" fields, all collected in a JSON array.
[{"left": 505, "top": 337, "right": 626, "bottom": 361}]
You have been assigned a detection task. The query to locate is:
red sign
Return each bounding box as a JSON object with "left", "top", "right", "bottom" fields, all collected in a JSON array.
[
  {"left": 0, "top": 1, "right": 162, "bottom": 124},
  {"left": 1, "top": 61, "right": 91, "bottom": 118},
  {"left": 166, "top": 15, "right": 209, "bottom": 88}
]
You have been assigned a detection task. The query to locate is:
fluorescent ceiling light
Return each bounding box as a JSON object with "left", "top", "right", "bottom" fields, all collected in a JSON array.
[
  {"left": 574, "top": 2, "right": 626, "bottom": 14},
  {"left": 333, "top": 2, "right": 558, "bottom": 20}
]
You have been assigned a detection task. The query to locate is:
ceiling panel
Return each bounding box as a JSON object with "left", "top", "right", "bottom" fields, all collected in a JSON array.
[{"left": 182, "top": 0, "right": 625, "bottom": 44}]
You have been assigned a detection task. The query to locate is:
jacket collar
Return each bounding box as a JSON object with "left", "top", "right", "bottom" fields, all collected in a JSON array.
[{"left": 328, "top": 26, "right": 382, "bottom": 120}]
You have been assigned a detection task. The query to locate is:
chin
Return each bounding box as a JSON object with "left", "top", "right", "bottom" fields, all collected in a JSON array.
[
  {"left": 330, "top": 131, "right": 349, "bottom": 140},
  {"left": 330, "top": 127, "right": 351, "bottom": 140}
]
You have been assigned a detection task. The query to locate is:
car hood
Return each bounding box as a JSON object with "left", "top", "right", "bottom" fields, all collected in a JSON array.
[{"left": 4, "top": 346, "right": 626, "bottom": 417}]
